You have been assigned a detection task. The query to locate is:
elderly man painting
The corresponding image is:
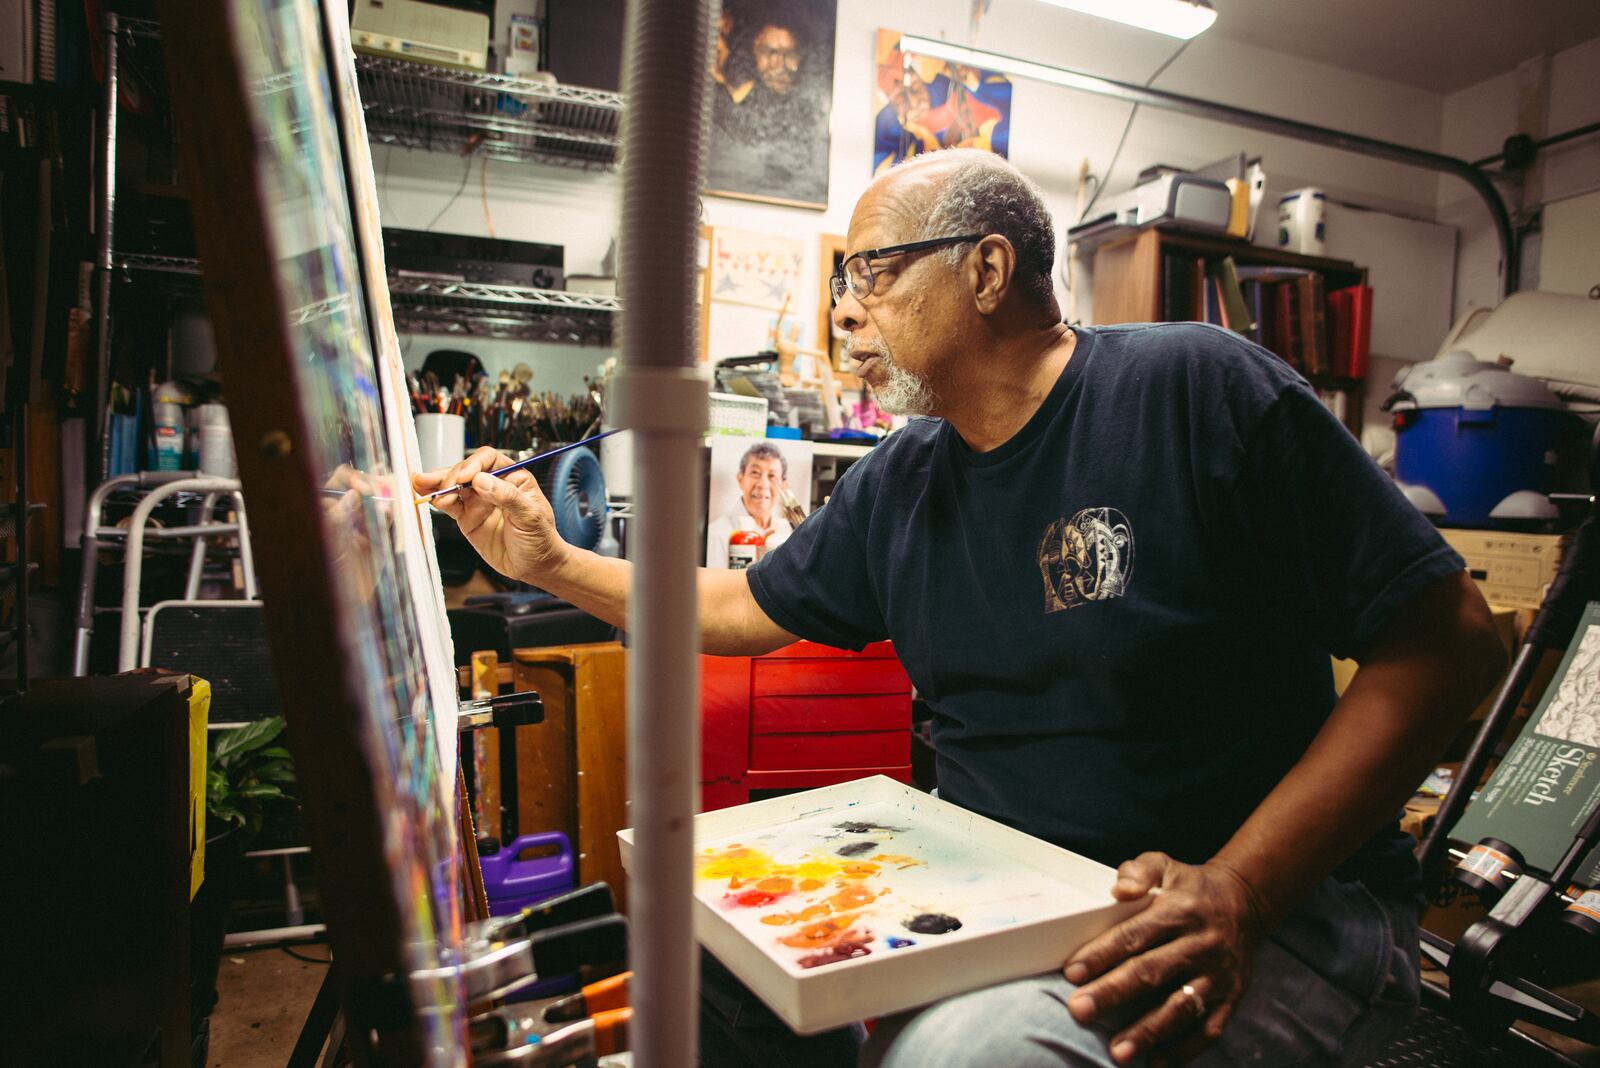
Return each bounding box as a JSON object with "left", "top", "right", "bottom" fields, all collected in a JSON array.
[{"left": 417, "top": 149, "right": 1504, "bottom": 1066}]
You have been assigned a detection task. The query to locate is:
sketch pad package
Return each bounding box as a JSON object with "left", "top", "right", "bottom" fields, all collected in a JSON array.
[{"left": 1454, "top": 601, "right": 1600, "bottom": 885}]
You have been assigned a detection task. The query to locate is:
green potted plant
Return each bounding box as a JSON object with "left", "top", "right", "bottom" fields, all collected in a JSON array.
[
  {"left": 193, "top": 716, "right": 299, "bottom": 1031},
  {"left": 205, "top": 715, "right": 297, "bottom": 838}
]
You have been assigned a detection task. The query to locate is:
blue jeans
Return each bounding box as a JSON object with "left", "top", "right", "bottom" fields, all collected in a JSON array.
[{"left": 860, "top": 877, "right": 1420, "bottom": 1068}]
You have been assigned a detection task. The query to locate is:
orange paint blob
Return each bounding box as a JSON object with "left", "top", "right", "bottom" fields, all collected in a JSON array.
[
  {"left": 779, "top": 915, "right": 864, "bottom": 949},
  {"left": 799, "top": 878, "right": 825, "bottom": 891},
  {"left": 872, "top": 854, "right": 924, "bottom": 870},
  {"left": 756, "top": 877, "right": 793, "bottom": 894},
  {"left": 838, "top": 861, "right": 880, "bottom": 879},
  {"left": 828, "top": 885, "right": 878, "bottom": 911},
  {"left": 760, "top": 903, "right": 831, "bottom": 926}
]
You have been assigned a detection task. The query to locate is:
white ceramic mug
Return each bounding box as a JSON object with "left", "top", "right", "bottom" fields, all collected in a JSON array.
[{"left": 414, "top": 413, "right": 467, "bottom": 472}]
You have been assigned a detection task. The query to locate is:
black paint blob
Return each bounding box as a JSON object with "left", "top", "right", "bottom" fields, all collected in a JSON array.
[
  {"left": 834, "top": 821, "right": 906, "bottom": 834},
  {"left": 835, "top": 840, "right": 879, "bottom": 858},
  {"left": 905, "top": 913, "right": 962, "bottom": 935}
]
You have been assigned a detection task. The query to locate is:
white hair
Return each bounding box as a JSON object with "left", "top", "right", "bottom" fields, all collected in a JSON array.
[{"left": 909, "top": 149, "right": 1057, "bottom": 308}]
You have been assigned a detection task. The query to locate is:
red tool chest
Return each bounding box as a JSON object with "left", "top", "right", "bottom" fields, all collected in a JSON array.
[{"left": 700, "top": 640, "right": 913, "bottom": 811}]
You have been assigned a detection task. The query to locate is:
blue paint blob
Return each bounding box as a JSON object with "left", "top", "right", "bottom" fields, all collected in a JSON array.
[{"left": 886, "top": 937, "right": 916, "bottom": 949}]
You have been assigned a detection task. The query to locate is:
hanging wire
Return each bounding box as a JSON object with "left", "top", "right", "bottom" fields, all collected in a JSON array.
[{"left": 1077, "top": 36, "right": 1196, "bottom": 223}]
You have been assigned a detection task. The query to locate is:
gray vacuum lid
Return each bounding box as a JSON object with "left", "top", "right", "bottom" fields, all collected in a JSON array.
[{"left": 1390, "top": 350, "right": 1566, "bottom": 411}]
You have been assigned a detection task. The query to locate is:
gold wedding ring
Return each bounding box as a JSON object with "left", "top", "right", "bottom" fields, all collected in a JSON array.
[{"left": 1180, "top": 982, "right": 1206, "bottom": 1018}]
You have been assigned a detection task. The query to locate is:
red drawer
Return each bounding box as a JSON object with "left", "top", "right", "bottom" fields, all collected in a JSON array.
[
  {"left": 749, "top": 731, "right": 910, "bottom": 770},
  {"left": 752, "top": 658, "right": 911, "bottom": 698},
  {"left": 750, "top": 695, "right": 909, "bottom": 734}
]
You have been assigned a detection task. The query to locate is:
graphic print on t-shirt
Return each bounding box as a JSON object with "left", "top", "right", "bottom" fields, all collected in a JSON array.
[{"left": 1039, "top": 507, "right": 1134, "bottom": 612}]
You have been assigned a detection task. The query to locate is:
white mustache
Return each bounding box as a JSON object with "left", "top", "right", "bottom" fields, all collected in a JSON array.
[{"left": 843, "top": 340, "right": 887, "bottom": 362}]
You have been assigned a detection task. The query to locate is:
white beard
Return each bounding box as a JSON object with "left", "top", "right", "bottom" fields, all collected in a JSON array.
[{"left": 852, "top": 341, "right": 938, "bottom": 415}]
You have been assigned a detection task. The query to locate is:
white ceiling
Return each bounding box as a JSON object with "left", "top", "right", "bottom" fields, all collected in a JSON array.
[{"left": 1207, "top": 0, "right": 1600, "bottom": 93}]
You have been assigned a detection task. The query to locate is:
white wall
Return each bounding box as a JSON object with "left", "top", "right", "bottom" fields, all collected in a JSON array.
[
  {"left": 1437, "top": 34, "right": 1600, "bottom": 317},
  {"left": 378, "top": 1, "right": 1459, "bottom": 387}
]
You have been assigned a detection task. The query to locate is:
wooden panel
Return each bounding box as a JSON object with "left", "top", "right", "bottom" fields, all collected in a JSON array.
[
  {"left": 749, "top": 731, "right": 910, "bottom": 770},
  {"left": 1091, "top": 229, "right": 1161, "bottom": 324},
  {"left": 573, "top": 645, "right": 628, "bottom": 913},
  {"left": 818, "top": 232, "right": 848, "bottom": 368},
  {"left": 515, "top": 642, "right": 629, "bottom": 912},
  {"left": 752, "top": 658, "right": 911, "bottom": 698},
  {"left": 510, "top": 656, "right": 578, "bottom": 854},
  {"left": 751, "top": 695, "right": 910, "bottom": 734}
]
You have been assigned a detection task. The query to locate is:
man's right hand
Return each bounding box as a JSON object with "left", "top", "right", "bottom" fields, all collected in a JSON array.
[{"left": 412, "top": 447, "right": 567, "bottom": 585}]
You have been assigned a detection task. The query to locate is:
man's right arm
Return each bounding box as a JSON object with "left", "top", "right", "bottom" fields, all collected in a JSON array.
[{"left": 413, "top": 447, "right": 798, "bottom": 656}]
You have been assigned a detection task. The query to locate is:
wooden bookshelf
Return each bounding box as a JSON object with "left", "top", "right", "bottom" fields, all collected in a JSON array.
[{"left": 1089, "top": 228, "right": 1369, "bottom": 435}]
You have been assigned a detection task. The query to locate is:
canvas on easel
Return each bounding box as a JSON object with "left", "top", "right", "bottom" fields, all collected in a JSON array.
[{"left": 159, "top": 0, "right": 470, "bottom": 1062}]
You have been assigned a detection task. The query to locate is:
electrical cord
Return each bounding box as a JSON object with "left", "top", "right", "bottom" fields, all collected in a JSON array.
[
  {"left": 281, "top": 944, "right": 333, "bottom": 965},
  {"left": 423, "top": 153, "right": 476, "bottom": 232},
  {"left": 1062, "top": 36, "right": 1197, "bottom": 319},
  {"left": 480, "top": 156, "right": 497, "bottom": 238},
  {"left": 1077, "top": 36, "right": 1196, "bottom": 223}
]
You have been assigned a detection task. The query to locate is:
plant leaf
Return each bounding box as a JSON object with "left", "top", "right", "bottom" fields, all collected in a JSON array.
[
  {"left": 211, "top": 717, "right": 285, "bottom": 762},
  {"left": 235, "top": 784, "right": 286, "bottom": 801}
]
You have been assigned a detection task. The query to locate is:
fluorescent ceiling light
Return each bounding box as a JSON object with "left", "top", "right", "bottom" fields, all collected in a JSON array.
[{"left": 1035, "top": 0, "right": 1216, "bottom": 39}]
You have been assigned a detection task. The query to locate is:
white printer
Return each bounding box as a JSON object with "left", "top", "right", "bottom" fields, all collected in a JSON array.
[{"left": 1066, "top": 170, "right": 1233, "bottom": 249}]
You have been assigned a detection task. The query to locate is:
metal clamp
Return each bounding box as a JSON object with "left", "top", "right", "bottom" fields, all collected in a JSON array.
[{"left": 458, "top": 689, "right": 545, "bottom": 732}]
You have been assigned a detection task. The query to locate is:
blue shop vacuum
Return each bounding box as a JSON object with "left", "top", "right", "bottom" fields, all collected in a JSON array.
[{"left": 1386, "top": 350, "right": 1572, "bottom": 528}]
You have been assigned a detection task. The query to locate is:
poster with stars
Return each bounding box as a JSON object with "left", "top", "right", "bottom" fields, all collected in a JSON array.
[{"left": 711, "top": 227, "right": 808, "bottom": 310}]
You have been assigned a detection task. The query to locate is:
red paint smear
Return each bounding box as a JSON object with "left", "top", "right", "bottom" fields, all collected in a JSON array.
[
  {"left": 732, "top": 890, "right": 778, "bottom": 908},
  {"left": 797, "top": 940, "right": 873, "bottom": 969}
]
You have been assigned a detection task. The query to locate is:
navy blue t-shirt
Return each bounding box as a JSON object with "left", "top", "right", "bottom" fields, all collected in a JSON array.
[{"left": 747, "top": 323, "right": 1464, "bottom": 891}]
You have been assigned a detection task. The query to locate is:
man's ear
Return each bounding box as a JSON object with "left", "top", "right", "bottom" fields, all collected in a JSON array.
[{"left": 969, "top": 235, "right": 1017, "bottom": 315}]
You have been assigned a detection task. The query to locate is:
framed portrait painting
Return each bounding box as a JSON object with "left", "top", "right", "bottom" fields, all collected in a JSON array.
[{"left": 707, "top": 0, "right": 836, "bottom": 209}]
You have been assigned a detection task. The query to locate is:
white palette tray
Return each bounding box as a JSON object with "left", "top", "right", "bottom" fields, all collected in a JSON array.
[{"left": 618, "top": 776, "right": 1147, "bottom": 1034}]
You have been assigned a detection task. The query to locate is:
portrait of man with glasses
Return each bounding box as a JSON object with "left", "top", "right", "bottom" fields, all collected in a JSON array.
[{"left": 706, "top": 0, "right": 836, "bottom": 208}]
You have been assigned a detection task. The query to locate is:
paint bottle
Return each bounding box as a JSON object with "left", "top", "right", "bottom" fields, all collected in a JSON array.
[
  {"left": 197, "top": 404, "right": 237, "bottom": 478},
  {"left": 1452, "top": 837, "right": 1524, "bottom": 903},
  {"left": 152, "top": 401, "right": 186, "bottom": 471},
  {"left": 1560, "top": 884, "right": 1600, "bottom": 937},
  {"left": 727, "top": 523, "right": 764, "bottom": 570}
]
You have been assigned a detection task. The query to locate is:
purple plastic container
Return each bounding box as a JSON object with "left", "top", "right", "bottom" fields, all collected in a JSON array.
[
  {"left": 478, "top": 831, "right": 577, "bottom": 1000},
  {"left": 480, "top": 831, "right": 575, "bottom": 915}
]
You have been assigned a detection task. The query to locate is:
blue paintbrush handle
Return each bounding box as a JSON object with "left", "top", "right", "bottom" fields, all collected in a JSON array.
[{"left": 416, "top": 427, "right": 623, "bottom": 505}]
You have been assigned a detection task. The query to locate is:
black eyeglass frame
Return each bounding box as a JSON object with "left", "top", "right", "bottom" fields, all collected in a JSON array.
[{"left": 830, "top": 234, "right": 985, "bottom": 305}]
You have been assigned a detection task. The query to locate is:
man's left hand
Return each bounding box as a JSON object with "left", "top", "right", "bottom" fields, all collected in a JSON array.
[{"left": 1062, "top": 852, "right": 1270, "bottom": 1066}]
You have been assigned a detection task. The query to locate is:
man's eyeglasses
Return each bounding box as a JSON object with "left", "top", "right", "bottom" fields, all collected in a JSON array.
[{"left": 830, "top": 234, "right": 983, "bottom": 305}]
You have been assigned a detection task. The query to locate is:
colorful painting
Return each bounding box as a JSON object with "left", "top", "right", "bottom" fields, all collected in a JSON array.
[
  {"left": 694, "top": 799, "right": 1087, "bottom": 973},
  {"left": 707, "top": 0, "right": 836, "bottom": 209},
  {"left": 873, "top": 29, "right": 1013, "bottom": 176}
]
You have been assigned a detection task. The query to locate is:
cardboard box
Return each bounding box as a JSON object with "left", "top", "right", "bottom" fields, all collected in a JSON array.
[{"left": 1440, "top": 529, "right": 1569, "bottom": 611}]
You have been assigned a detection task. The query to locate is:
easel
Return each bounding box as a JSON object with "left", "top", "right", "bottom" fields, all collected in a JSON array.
[{"left": 1399, "top": 424, "right": 1600, "bottom": 1062}]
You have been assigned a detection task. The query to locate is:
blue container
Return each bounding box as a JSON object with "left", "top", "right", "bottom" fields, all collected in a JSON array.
[
  {"left": 1388, "top": 351, "right": 1567, "bottom": 528},
  {"left": 479, "top": 831, "right": 577, "bottom": 1000}
]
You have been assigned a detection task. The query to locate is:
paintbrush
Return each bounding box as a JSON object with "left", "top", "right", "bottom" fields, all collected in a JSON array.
[{"left": 413, "top": 427, "right": 623, "bottom": 507}]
